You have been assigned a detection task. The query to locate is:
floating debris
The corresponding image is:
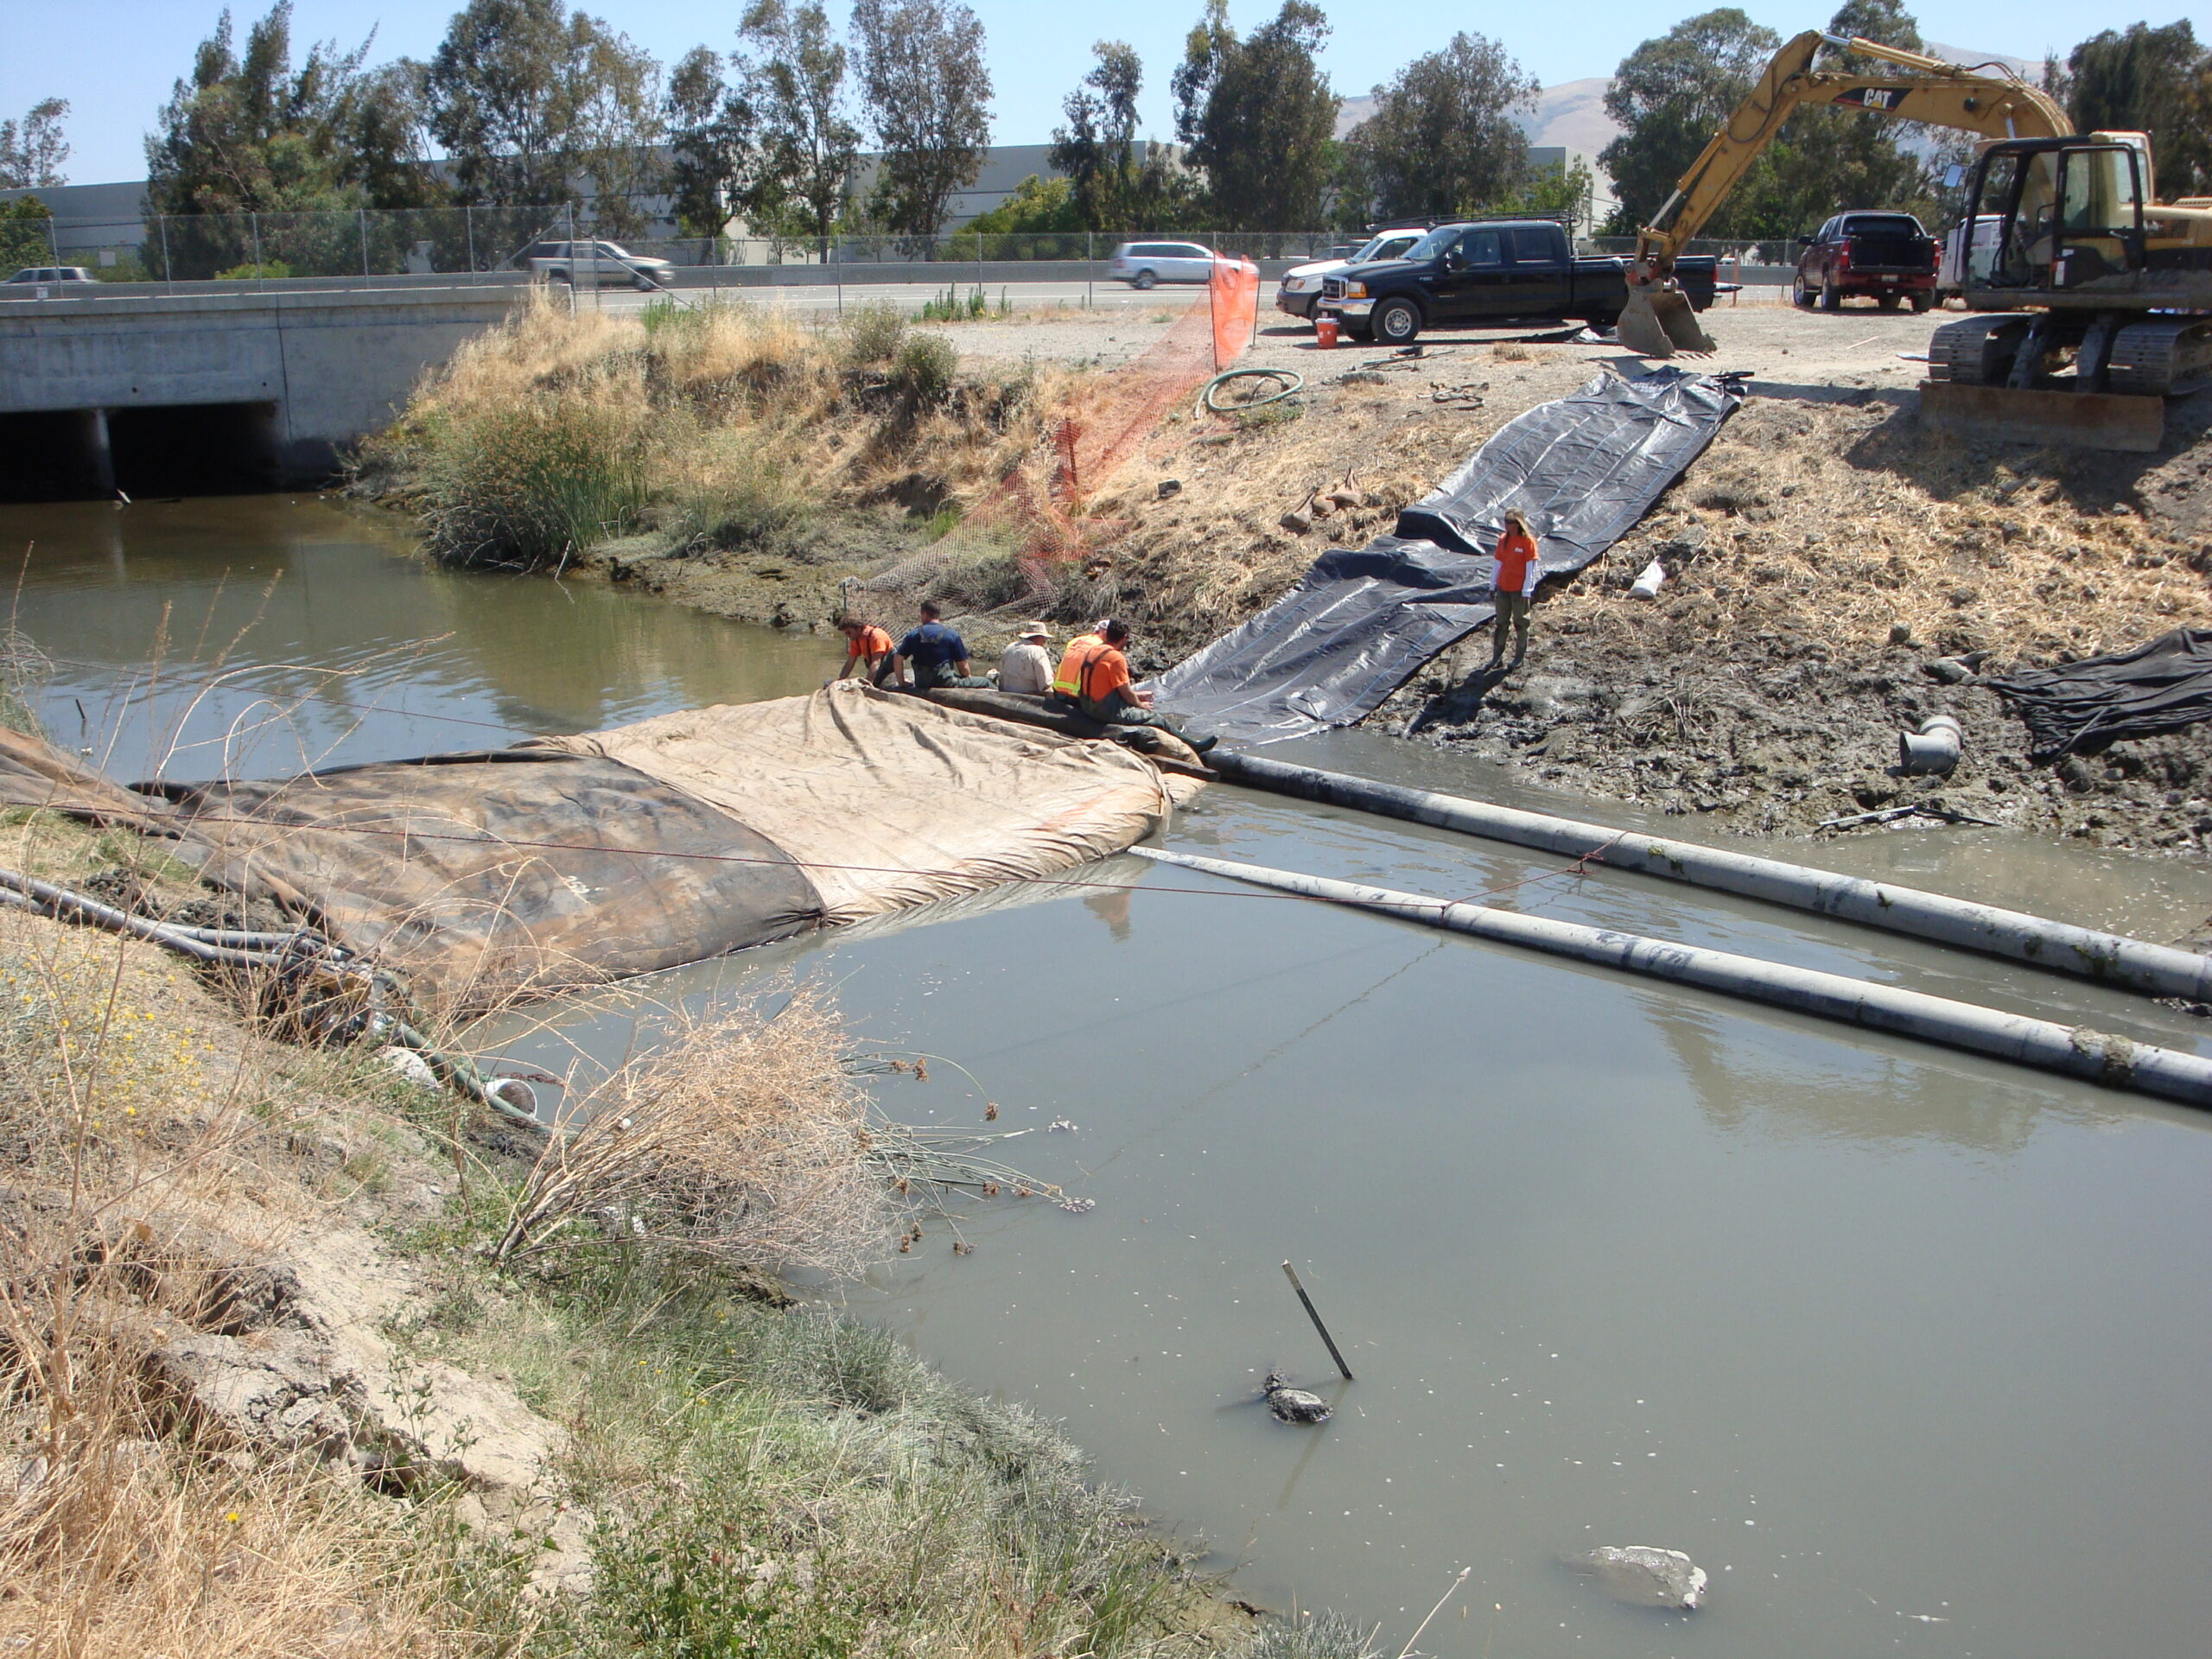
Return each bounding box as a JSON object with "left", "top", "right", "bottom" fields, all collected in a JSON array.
[
  {"left": 1262, "top": 1370, "right": 1332, "bottom": 1425},
  {"left": 1046, "top": 1117, "right": 1079, "bottom": 1133},
  {"left": 1567, "top": 1545, "right": 1707, "bottom": 1611},
  {"left": 1056, "top": 1196, "right": 1096, "bottom": 1214}
]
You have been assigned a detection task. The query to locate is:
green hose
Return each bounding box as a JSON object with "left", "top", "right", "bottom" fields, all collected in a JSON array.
[{"left": 1199, "top": 367, "right": 1305, "bottom": 416}]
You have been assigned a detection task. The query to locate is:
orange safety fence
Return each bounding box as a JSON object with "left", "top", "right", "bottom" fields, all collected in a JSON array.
[
  {"left": 1209, "top": 254, "right": 1260, "bottom": 371},
  {"left": 869, "top": 253, "right": 1267, "bottom": 588}
]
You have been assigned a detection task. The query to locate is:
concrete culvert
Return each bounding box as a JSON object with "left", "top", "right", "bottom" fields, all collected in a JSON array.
[{"left": 1900, "top": 713, "right": 1964, "bottom": 774}]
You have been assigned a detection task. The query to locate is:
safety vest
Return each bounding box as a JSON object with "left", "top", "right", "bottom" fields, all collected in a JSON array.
[{"left": 1052, "top": 633, "right": 1103, "bottom": 697}]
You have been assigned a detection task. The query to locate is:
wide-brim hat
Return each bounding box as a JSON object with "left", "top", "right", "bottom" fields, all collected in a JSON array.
[{"left": 1019, "top": 620, "right": 1052, "bottom": 639}]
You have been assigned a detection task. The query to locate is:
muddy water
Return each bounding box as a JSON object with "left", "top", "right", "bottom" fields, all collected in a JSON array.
[
  {"left": 11, "top": 496, "right": 2212, "bottom": 1657},
  {"left": 0, "top": 496, "right": 825, "bottom": 780}
]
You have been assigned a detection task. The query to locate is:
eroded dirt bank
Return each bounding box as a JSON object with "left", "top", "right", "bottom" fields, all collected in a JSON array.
[{"left": 363, "top": 294, "right": 2212, "bottom": 859}]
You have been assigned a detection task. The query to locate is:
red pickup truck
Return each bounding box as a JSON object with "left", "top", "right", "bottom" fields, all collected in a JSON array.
[{"left": 1793, "top": 212, "right": 1937, "bottom": 312}]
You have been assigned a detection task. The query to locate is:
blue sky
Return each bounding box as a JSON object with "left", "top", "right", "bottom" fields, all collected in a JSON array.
[{"left": 7, "top": 0, "right": 2205, "bottom": 185}]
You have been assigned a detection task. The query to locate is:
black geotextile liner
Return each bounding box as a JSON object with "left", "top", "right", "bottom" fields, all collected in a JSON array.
[
  {"left": 1985, "top": 629, "right": 2212, "bottom": 759},
  {"left": 1150, "top": 367, "right": 1744, "bottom": 743}
]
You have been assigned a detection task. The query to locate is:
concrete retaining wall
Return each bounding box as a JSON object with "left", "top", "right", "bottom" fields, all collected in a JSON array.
[{"left": 0, "top": 286, "right": 521, "bottom": 479}]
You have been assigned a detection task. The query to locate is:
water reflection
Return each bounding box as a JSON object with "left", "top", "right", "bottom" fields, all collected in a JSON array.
[
  {"left": 1641, "top": 994, "right": 2114, "bottom": 1152},
  {"left": 0, "top": 495, "right": 826, "bottom": 778}
]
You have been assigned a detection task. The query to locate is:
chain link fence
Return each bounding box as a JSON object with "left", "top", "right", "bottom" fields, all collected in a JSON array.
[{"left": 3, "top": 200, "right": 1805, "bottom": 297}]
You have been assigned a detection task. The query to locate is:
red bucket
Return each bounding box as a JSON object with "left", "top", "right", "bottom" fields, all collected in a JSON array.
[{"left": 1315, "top": 315, "right": 1339, "bottom": 349}]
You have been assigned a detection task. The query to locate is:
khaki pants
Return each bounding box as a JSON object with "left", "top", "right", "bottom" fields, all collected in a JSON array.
[{"left": 1491, "top": 591, "right": 1531, "bottom": 660}]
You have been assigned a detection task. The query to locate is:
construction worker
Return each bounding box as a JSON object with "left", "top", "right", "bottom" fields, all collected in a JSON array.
[
  {"left": 894, "top": 601, "right": 991, "bottom": 692},
  {"left": 999, "top": 621, "right": 1055, "bottom": 696},
  {"left": 1051, "top": 619, "right": 1109, "bottom": 699},
  {"left": 1062, "top": 620, "right": 1217, "bottom": 753},
  {"left": 832, "top": 615, "right": 896, "bottom": 686},
  {"left": 1489, "top": 509, "right": 1541, "bottom": 668}
]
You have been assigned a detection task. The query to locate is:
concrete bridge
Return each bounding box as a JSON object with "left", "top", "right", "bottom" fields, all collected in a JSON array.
[{"left": 0, "top": 285, "right": 520, "bottom": 497}]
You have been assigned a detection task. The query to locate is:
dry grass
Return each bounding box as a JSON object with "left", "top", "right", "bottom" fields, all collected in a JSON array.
[
  {"left": 1541, "top": 396, "right": 2212, "bottom": 665},
  {"left": 369, "top": 290, "right": 1058, "bottom": 571},
  {"left": 497, "top": 980, "right": 888, "bottom": 1274},
  {"left": 0, "top": 891, "right": 480, "bottom": 1657}
]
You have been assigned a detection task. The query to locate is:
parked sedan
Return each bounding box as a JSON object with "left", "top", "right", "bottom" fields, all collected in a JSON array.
[
  {"left": 1275, "top": 226, "right": 1427, "bottom": 321},
  {"left": 1106, "top": 241, "right": 1217, "bottom": 289}
]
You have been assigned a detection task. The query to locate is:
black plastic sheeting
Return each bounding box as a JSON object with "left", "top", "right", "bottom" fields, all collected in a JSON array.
[
  {"left": 1985, "top": 629, "right": 2212, "bottom": 759},
  {"left": 1150, "top": 367, "right": 1743, "bottom": 742}
]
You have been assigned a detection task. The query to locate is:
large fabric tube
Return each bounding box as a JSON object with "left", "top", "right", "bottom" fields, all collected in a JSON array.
[
  {"left": 1207, "top": 750, "right": 2212, "bottom": 1002},
  {"left": 1129, "top": 846, "right": 2212, "bottom": 1110}
]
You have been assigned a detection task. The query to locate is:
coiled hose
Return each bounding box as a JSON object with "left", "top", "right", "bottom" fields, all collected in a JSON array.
[{"left": 1199, "top": 367, "right": 1305, "bottom": 416}]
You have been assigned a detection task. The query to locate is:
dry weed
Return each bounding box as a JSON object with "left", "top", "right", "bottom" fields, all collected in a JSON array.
[{"left": 498, "top": 980, "right": 888, "bottom": 1274}]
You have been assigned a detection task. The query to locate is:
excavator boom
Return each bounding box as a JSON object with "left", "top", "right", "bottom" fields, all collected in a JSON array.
[
  {"left": 1638, "top": 31, "right": 2071, "bottom": 264},
  {"left": 1615, "top": 30, "right": 2070, "bottom": 359}
]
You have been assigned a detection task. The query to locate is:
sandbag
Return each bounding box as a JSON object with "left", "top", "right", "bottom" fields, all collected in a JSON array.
[{"left": 529, "top": 683, "right": 1183, "bottom": 924}]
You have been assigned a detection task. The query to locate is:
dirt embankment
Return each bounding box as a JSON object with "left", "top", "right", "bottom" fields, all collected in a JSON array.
[
  {"left": 0, "top": 811, "right": 1241, "bottom": 1658},
  {"left": 363, "top": 293, "right": 2212, "bottom": 857},
  {"left": 988, "top": 303, "right": 2212, "bottom": 858}
]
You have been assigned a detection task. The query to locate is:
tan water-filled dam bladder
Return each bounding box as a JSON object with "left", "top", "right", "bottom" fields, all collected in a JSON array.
[{"left": 0, "top": 684, "right": 1199, "bottom": 1012}]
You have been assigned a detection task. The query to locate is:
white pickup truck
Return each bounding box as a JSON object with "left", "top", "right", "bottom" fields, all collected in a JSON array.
[{"left": 522, "top": 238, "right": 673, "bottom": 290}]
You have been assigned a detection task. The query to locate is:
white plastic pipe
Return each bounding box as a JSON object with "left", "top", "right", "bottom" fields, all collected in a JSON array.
[
  {"left": 1129, "top": 846, "right": 2212, "bottom": 1110},
  {"left": 1206, "top": 751, "right": 2212, "bottom": 1002},
  {"left": 1898, "top": 714, "right": 1963, "bottom": 775}
]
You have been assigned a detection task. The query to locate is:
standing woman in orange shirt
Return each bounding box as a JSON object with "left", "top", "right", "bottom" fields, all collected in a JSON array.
[{"left": 1489, "top": 510, "right": 1541, "bottom": 668}]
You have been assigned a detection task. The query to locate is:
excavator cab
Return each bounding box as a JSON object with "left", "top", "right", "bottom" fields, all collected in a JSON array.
[
  {"left": 1967, "top": 137, "right": 2148, "bottom": 299},
  {"left": 1926, "top": 131, "right": 2209, "bottom": 441}
]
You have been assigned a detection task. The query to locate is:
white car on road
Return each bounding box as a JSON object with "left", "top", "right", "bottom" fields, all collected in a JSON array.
[
  {"left": 1274, "top": 227, "right": 1428, "bottom": 321},
  {"left": 522, "top": 239, "right": 674, "bottom": 290},
  {"left": 1106, "top": 241, "right": 1218, "bottom": 289}
]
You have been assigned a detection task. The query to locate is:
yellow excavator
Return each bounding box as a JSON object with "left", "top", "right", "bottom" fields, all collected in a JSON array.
[{"left": 1622, "top": 29, "right": 2212, "bottom": 449}]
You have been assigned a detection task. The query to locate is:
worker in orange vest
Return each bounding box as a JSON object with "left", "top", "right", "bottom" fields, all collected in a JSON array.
[
  {"left": 1056, "top": 620, "right": 1216, "bottom": 753},
  {"left": 1489, "top": 509, "right": 1541, "bottom": 668},
  {"left": 1050, "top": 619, "right": 1109, "bottom": 699},
  {"left": 832, "top": 615, "right": 897, "bottom": 686}
]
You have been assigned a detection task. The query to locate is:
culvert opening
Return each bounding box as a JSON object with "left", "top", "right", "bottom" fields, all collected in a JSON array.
[
  {"left": 0, "top": 402, "right": 283, "bottom": 502},
  {"left": 108, "top": 402, "right": 282, "bottom": 497}
]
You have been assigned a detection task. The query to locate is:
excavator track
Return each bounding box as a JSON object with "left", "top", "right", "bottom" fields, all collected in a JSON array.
[
  {"left": 2107, "top": 320, "right": 2212, "bottom": 397},
  {"left": 1926, "top": 315, "right": 2034, "bottom": 385}
]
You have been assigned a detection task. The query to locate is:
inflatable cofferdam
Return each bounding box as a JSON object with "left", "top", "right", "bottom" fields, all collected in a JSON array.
[{"left": 0, "top": 685, "right": 1198, "bottom": 1011}]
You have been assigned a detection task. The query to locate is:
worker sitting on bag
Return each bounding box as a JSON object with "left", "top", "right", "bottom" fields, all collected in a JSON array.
[
  {"left": 895, "top": 601, "right": 991, "bottom": 692},
  {"left": 1050, "top": 619, "right": 1110, "bottom": 699},
  {"left": 999, "top": 620, "right": 1056, "bottom": 696},
  {"left": 833, "top": 615, "right": 897, "bottom": 687},
  {"left": 1057, "top": 620, "right": 1217, "bottom": 753}
]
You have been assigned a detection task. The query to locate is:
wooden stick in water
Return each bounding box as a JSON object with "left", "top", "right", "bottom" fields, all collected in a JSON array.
[{"left": 1281, "top": 1260, "right": 1354, "bottom": 1381}]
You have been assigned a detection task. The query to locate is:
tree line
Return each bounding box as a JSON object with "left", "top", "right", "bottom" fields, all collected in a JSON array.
[
  {"left": 1598, "top": 2, "right": 2212, "bottom": 243},
  {"left": 13, "top": 2, "right": 2207, "bottom": 250}
]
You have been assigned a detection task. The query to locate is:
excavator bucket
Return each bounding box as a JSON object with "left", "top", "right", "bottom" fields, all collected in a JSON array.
[
  {"left": 1617, "top": 279, "right": 1716, "bottom": 359},
  {"left": 1918, "top": 382, "right": 2162, "bottom": 454}
]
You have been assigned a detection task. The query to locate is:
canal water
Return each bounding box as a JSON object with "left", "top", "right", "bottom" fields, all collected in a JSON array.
[{"left": 10, "top": 496, "right": 2212, "bottom": 1658}]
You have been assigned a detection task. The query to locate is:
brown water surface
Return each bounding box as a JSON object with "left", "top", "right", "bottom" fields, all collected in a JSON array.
[{"left": 10, "top": 493, "right": 2212, "bottom": 1658}]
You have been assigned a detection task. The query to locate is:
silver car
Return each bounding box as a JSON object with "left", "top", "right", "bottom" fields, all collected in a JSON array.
[
  {"left": 523, "top": 239, "right": 674, "bottom": 290},
  {"left": 1274, "top": 227, "right": 1427, "bottom": 320},
  {"left": 1106, "top": 241, "right": 1217, "bottom": 289},
  {"left": 4, "top": 265, "right": 98, "bottom": 289}
]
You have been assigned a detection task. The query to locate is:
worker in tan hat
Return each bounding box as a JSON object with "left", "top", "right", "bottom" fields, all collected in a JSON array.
[{"left": 999, "top": 620, "right": 1056, "bottom": 696}]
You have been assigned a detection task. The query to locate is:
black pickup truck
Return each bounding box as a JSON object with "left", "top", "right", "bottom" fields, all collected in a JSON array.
[{"left": 1316, "top": 219, "right": 1718, "bottom": 346}]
